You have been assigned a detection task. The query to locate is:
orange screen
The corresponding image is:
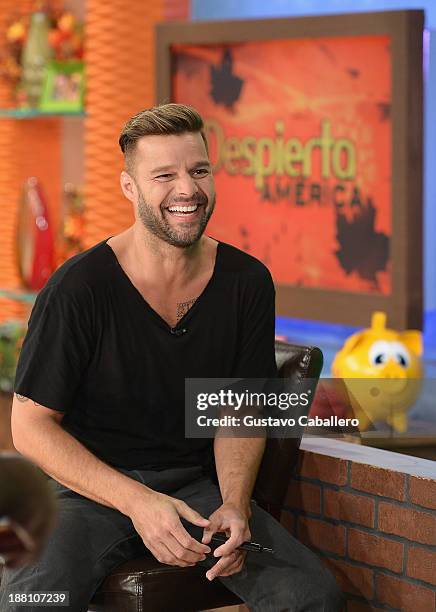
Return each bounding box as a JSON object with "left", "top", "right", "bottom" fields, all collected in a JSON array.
[{"left": 172, "top": 36, "right": 391, "bottom": 294}]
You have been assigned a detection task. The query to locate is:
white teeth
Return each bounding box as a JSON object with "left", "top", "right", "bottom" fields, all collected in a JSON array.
[{"left": 167, "top": 205, "right": 198, "bottom": 212}]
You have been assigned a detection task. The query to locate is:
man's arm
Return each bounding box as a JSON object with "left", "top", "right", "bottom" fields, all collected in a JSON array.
[
  {"left": 201, "top": 436, "right": 265, "bottom": 580},
  {"left": 214, "top": 265, "right": 276, "bottom": 515},
  {"left": 12, "top": 394, "right": 144, "bottom": 514},
  {"left": 202, "top": 264, "right": 276, "bottom": 580},
  {"left": 12, "top": 395, "right": 212, "bottom": 567},
  {"left": 214, "top": 435, "right": 265, "bottom": 518}
]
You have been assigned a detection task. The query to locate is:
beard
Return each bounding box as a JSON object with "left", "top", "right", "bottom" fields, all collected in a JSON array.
[{"left": 137, "top": 187, "right": 215, "bottom": 248}]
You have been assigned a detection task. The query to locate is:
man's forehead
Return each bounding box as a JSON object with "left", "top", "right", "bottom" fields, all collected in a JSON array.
[{"left": 135, "top": 132, "right": 207, "bottom": 161}]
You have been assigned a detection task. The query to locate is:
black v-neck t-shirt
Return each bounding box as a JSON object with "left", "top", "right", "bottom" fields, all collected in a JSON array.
[{"left": 14, "top": 238, "right": 277, "bottom": 473}]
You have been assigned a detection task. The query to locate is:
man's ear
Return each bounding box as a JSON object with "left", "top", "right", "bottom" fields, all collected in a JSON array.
[{"left": 120, "top": 170, "right": 137, "bottom": 203}]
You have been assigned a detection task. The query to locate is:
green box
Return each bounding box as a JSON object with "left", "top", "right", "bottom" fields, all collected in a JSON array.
[{"left": 39, "top": 60, "right": 84, "bottom": 113}]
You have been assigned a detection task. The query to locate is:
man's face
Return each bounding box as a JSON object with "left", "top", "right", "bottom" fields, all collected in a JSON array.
[{"left": 130, "top": 132, "right": 215, "bottom": 247}]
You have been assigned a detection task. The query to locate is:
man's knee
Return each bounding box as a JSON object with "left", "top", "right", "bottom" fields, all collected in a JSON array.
[{"left": 273, "top": 567, "right": 344, "bottom": 612}]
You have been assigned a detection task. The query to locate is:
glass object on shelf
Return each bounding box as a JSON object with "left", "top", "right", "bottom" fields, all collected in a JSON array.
[
  {"left": 16, "top": 177, "right": 55, "bottom": 290},
  {"left": 20, "top": 11, "right": 52, "bottom": 108}
]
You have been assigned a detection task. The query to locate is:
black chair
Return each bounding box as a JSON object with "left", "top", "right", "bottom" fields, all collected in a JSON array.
[{"left": 88, "top": 340, "right": 323, "bottom": 612}]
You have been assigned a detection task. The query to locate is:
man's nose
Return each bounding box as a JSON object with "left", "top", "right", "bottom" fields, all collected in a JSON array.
[{"left": 173, "top": 172, "right": 198, "bottom": 198}]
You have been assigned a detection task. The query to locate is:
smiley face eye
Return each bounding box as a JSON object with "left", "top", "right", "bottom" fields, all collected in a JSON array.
[
  {"left": 368, "top": 341, "right": 391, "bottom": 366},
  {"left": 390, "top": 341, "right": 410, "bottom": 368}
]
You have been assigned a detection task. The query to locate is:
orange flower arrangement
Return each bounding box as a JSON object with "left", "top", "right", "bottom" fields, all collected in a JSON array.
[{"left": 1, "top": 5, "right": 83, "bottom": 103}]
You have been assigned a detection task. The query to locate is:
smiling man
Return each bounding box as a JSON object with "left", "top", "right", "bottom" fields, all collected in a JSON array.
[{"left": 0, "top": 104, "right": 343, "bottom": 612}]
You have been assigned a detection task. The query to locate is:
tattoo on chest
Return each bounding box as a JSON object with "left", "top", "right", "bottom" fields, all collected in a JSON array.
[
  {"left": 15, "top": 393, "right": 40, "bottom": 406},
  {"left": 176, "top": 298, "right": 198, "bottom": 322}
]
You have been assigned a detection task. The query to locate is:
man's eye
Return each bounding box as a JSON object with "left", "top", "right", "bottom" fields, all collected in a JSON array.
[
  {"left": 193, "top": 168, "right": 209, "bottom": 176},
  {"left": 156, "top": 174, "right": 173, "bottom": 180}
]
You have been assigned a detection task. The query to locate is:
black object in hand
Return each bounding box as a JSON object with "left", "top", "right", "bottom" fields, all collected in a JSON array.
[{"left": 211, "top": 533, "right": 275, "bottom": 554}]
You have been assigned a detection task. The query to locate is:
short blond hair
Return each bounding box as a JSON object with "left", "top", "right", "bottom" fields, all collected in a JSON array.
[{"left": 119, "top": 103, "right": 208, "bottom": 170}]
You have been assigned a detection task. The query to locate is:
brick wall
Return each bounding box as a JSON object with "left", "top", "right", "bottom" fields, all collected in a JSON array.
[{"left": 280, "top": 450, "right": 436, "bottom": 611}]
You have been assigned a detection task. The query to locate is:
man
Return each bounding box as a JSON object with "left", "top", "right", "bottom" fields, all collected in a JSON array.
[{"left": 0, "top": 104, "right": 343, "bottom": 611}]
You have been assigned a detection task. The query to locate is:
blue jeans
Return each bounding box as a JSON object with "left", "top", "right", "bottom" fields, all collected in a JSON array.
[{"left": 0, "top": 466, "right": 343, "bottom": 612}]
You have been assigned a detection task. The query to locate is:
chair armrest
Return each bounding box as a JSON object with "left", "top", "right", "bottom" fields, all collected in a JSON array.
[{"left": 252, "top": 343, "right": 323, "bottom": 518}]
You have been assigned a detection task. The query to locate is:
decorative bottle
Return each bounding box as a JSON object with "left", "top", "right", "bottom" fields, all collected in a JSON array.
[{"left": 20, "top": 11, "right": 52, "bottom": 108}]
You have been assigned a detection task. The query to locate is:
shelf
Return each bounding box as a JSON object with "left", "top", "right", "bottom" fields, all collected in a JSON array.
[
  {"left": 0, "top": 289, "right": 37, "bottom": 303},
  {"left": 0, "top": 108, "right": 86, "bottom": 119}
]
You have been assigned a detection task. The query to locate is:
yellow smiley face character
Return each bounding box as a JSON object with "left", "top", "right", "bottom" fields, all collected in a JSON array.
[{"left": 332, "top": 312, "right": 423, "bottom": 433}]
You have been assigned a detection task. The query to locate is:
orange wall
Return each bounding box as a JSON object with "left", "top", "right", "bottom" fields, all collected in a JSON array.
[
  {"left": 84, "top": 0, "right": 190, "bottom": 247},
  {"left": 0, "top": 1, "right": 24, "bottom": 322},
  {"left": 0, "top": 1, "right": 62, "bottom": 321},
  {"left": 0, "top": 0, "right": 190, "bottom": 322}
]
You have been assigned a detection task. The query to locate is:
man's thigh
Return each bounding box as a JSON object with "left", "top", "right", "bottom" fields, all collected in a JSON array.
[
  {"left": 0, "top": 480, "right": 145, "bottom": 612},
  {"left": 175, "top": 476, "right": 344, "bottom": 612}
]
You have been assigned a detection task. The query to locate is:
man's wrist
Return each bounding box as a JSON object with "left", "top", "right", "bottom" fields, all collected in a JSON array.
[
  {"left": 222, "top": 497, "right": 252, "bottom": 520},
  {"left": 113, "top": 476, "right": 154, "bottom": 516}
]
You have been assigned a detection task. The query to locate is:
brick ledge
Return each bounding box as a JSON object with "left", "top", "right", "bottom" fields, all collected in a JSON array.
[{"left": 300, "top": 435, "right": 436, "bottom": 479}]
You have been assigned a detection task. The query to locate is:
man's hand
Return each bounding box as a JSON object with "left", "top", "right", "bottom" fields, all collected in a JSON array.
[
  {"left": 129, "top": 490, "right": 212, "bottom": 567},
  {"left": 201, "top": 502, "right": 251, "bottom": 581}
]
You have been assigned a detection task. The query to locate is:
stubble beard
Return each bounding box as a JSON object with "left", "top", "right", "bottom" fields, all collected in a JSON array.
[{"left": 137, "top": 188, "right": 215, "bottom": 248}]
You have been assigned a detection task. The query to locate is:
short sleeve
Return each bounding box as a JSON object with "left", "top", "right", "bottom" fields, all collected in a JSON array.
[
  {"left": 233, "top": 266, "right": 277, "bottom": 378},
  {"left": 14, "top": 284, "right": 94, "bottom": 412}
]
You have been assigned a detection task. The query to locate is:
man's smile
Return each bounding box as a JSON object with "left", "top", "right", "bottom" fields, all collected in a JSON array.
[{"left": 165, "top": 202, "right": 205, "bottom": 221}]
